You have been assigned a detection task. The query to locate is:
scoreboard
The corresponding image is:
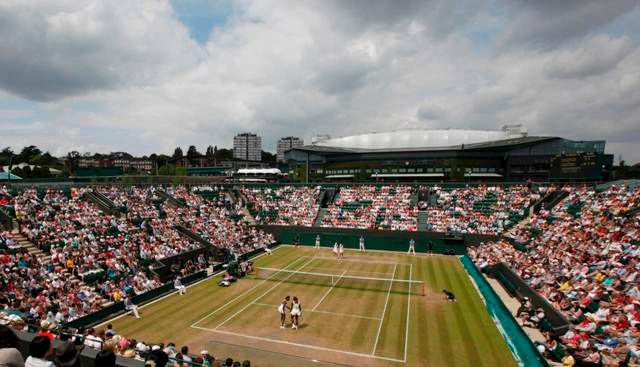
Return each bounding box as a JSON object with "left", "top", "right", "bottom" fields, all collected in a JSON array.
[{"left": 550, "top": 152, "right": 602, "bottom": 180}]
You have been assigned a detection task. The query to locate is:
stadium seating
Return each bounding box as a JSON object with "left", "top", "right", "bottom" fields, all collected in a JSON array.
[
  {"left": 321, "top": 185, "right": 418, "bottom": 231},
  {"left": 424, "top": 185, "right": 544, "bottom": 235},
  {"left": 241, "top": 185, "right": 320, "bottom": 226},
  {"left": 6, "top": 182, "right": 640, "bottom": 365},
  {"left": 469, "top": 184, "right": 640, "bottom": 365}
]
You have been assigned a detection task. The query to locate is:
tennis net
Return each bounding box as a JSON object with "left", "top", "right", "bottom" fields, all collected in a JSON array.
[{"left": 253, "top": 266, "right": 425, "bottom": 296}]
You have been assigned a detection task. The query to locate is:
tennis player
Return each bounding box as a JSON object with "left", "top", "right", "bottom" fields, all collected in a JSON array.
[
  {"left": 359, "top": 236, "right": 365, "bottom": 252},
  {"left": 290, "top": 296, "right": 302, "bottom": 329},
  {"left": 408, "top": 238, "right": 416, "bottom": 255},
  {"left": 315, "top": 235, "right": 321, "bottom": 249},
  {"left": 338, "top": 243, "right": 344, "bottom": 259},
  {"left": 278, "top": 296, "right": 291, "bottom": 329},
  {"left": 333, "top": 242, "right": 338, "bottom": 257}
]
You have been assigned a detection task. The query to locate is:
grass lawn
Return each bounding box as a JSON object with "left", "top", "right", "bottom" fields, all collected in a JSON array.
[{"left": 105, "top": 246, "right": 516, "bottom": 367}]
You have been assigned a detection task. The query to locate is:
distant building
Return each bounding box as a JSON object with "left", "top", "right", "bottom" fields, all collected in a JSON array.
[
  {"left": 233, "top": 133, "right": 262, "bottom": 161},
  {"left": 285, "top": 126, "right": 613, "bottom": 182},
  {"left": 277, "top": 136, "right": 304, "bottom": 162}
]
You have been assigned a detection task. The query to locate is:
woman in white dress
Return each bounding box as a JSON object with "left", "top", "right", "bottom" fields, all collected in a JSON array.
[
  {"left": 290, "top": 296, "right": 302, "bottom": 329},
  {"left": 332, "top": 242, "right": 338, "bottom": 257},
  {"left": 278, "top": 296, "right": 290, "bottom": 329},
  {"left": 338, "top": 243, "right": 344, "bottom": 259}
]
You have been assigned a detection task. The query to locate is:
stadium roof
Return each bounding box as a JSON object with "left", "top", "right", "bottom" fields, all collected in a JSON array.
[
  {"left": 312, "top": 129, "right": 528, "bottom": 150},
  {"left": 291, "top": 133, "right": 556, "bottom": 154}
]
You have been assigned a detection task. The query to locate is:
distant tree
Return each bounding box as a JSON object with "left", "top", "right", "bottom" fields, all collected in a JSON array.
[
  {"left": 158, "top": 165, "right": 172, "bottom": 176},
  {"left": 0, "top": 147, "right": 13, "bottom": 166},
  {"left": 186, "top": 145, "right": 201, "bottom": 157},
  {"left": 172, "top": 147, "right": 183, "bottom": 159},
  {"left": 65, "top": 151, "right": 81, "bottom": 174},
  {"left": 31, "top": 152, "right": 58, "bottom": 167},
  {"left": 612, "top": 161, "right": 640, "bottom": 180},
  {"left": 32, "top": 166, "right": 51, "bottom": 178},
  {"left": 261, "top": 150, "right": 276, "bottom": 163},
  {"left": 16, "top": 145, "right": 42, "bottom": 163},
  {"left": 214, "top": 148, "right": 233, "bottom": 160},
  {"left": 10, "top": 167, "right": 22, "bottom": 178},
  {"left": 20, "top": 166, "right": 32, "bottom": 178},
  {"left": 156, "top": 154, "right": 170, "bottom": 171},
  {"left": 206, "top": 145, "right": 215, "bottom": 157}
]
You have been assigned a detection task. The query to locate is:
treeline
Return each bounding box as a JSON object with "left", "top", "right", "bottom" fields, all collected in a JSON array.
[
  {"left": 612, "top": 161, "right": 640, "bottom": 180},
  {"left": 1, "top": 144, "right": 278, "bottom": 179},
  {"left": 1, "top": 146, "right": 62, "bottom": 178}
]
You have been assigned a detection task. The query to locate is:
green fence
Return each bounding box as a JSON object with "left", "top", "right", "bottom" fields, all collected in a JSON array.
[
  {"left": 460, "top": 256, "right": 548, "bottom": 367},
  {"left": 256, "top": 225, "right": 499, "bottom": 254},
  {"left": 64, "top": 270, "right": 207, "bottom": 328}
]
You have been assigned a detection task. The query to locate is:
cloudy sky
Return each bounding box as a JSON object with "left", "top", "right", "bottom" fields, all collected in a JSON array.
[{"left": 0, "top": 0, "right": 639, "bottom": 162}]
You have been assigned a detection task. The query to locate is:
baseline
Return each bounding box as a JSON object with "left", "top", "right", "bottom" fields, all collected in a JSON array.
[{"left": 191, "top": 325, "right": 406, "bottom": 364}]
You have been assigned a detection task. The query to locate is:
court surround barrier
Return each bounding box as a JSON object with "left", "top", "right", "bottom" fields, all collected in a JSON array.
[
  {"left": 461, "top": 256, "right": 549, "bottom": 367},
  {"left": 64, "top": 270, "right": 208, "bottom": 329},
  {"left": 256, "top": 224, "right": 499, "bottom": 254},
  {"left": 487, "top": 262, "right": 571, "bottom": 335}
]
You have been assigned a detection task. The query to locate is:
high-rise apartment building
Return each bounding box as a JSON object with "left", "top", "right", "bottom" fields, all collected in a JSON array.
[
  {"left": 277, "top": 136, "right": 304, "bottom": 162},
  {"left": 233, "top": 133, "right": 262, "bottom": 161}
]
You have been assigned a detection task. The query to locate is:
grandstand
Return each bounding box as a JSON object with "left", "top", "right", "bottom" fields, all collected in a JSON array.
[
  {"left": 284, "top": 128, "right": 613, "bottom": 182},
  {"left": 1, "top": 181, "right": 639, "bottom": 366}
]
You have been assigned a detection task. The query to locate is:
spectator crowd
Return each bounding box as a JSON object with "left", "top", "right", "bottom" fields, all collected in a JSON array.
[
  {"left": 0, "top": 322, "right": 253, "bottom": 367},
  {"left": 425, "top": 185, "right": 544, "bottom": 235},
  {"left": 322, "top": 185, "right": 418, "bottom": 231},
  {"left": 470, "top": 184, "right": 640, "bottom": 365},
  {"left": 241, "top": 186, "right": 320, "bottom": 226}
]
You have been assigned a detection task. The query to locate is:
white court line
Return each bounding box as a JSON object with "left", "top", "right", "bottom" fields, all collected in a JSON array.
[
  {"left": 403, "top": 263, "right": 412, "bottom": 362},
  {"left": 98, "top": 246, "right": 285, "bottom": 328},
  {"left": 312, "top": 269, "right": 348, "bottom": 311},
  {"left": 190, "top": 253, "right": 304, "bottom": 328},
  {"left": 302, "top": 255, "right": 408, "bottom": 265},
  {"left": 282, "top": 243, "right": 436, "bottom": 257},
  {"left": 303, "top": 266, "right": 393, "bottom": 277},
  {"left": 214, "top": 257, "right": 316, "bottom": 329},
  {"left": 191, "top": 325, "right": 405, "bottom": 363},
  {"left": 371, "top": 263, "right": 397, "bottom": 355},
  {"left": 252, "top": 302, "right": 382, "bottom": 321}
]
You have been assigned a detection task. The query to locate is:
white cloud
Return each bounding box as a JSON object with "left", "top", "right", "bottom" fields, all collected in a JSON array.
[
  {"left": 0, "top": 0, "right": 201, "bottom": 101},
  {"left": 0, "top": 0, "right": 638, "bottom": 164}
]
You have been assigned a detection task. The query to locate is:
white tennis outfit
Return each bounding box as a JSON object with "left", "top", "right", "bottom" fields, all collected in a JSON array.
[
  {"left": 278, "top": 302, "right": 287, "bottom": 314},
  {"left": 291, "top": 301, "right": 301, "bottom": 316},
  {"left": 408, "top": 240, "right": 416, "bottom": 255},
  {"left": 333, "top": 243, "right": 338, "bottom": 254}
]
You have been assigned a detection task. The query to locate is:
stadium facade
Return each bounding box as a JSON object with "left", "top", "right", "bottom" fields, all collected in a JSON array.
[{"left": 285, "top": 126, "right": 613, "bottom": 182}]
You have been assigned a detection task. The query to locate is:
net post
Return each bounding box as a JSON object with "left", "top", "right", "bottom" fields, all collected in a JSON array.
[{"left": 422, "top": 283, "right": 425, "bottom": 297}]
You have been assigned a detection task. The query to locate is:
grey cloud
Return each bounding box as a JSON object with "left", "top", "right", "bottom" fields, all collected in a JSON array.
[
  {"left": 417, "top": 104, "right": 447, "bottom": 120},
  {"left": 499, "top": 0, "right": 638, "bottom": 49},
  {"left": 0, "top": 1, "right": 199, "bottom": 102},
  {"left": 544, "top": 36, "right": 633, "bottom": 79},
  {"left": 307, "top": 0, "right": 488, "bottom": 37}
]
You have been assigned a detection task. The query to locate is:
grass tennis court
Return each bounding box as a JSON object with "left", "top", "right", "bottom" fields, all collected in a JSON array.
[{"left": 106, "top": 246, "right": 516, "bottom": 366}]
